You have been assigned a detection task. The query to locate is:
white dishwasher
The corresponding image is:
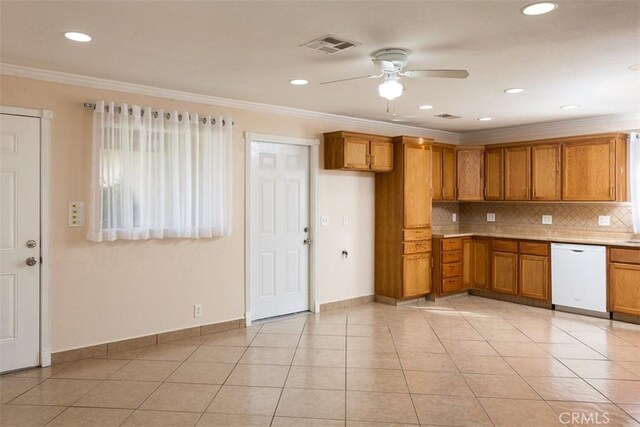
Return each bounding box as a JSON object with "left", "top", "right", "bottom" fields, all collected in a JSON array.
[{"left": 551, "top": 243, "right": 607, "bottom": 314}]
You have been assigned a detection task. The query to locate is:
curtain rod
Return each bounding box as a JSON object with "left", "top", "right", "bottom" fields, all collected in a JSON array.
[{"left": 83, "top": 102, "right": 234, "bottom": 126}]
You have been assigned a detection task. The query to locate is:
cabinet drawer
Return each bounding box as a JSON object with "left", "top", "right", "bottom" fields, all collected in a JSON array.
[
  {"left": 403, "top": 240, "right": 432, "bottom": 255},
  {"left": 442, "top": 276, "right": 462, "bottom": 293},
  {"left": 442, "top": 238, "right": 462, "bottom": 251},
  {"left": 442, "top": 250, "right": 462, "bottom": 263},
  {"left": 610, "top": 248, "right": 640, "bottom": 265},
  {"left": 492, "top": 239, "right": 518, "bottom": 253},
  {"left": 404, "top": 228, "right": 431, "bottom": 241},
  {"left": 519, "top": 241, "right": 549, "bottom": 256},
  {"left": 442, "top": 262, "right": 461, "bottom": 278}
]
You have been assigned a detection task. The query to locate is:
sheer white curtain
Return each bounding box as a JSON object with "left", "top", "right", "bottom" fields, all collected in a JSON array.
[
  {"left": 630, "top": 132, "right": 640, "bottom": 233},
  {"left": 87, "top": 100, "right": 233, "bottom": 242}
]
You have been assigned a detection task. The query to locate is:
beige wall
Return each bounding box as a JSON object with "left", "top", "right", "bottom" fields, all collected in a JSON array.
[{"left": 1, "top": 75, "right": 448, "bottom": 352}]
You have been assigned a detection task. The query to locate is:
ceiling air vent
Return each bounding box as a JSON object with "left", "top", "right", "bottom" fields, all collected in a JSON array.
[
  {"left": 301, "top": 35, "right": 360, "bottom": 54},
  {"left": 435, "top": 114, "right": 462, "bottom": 119}
]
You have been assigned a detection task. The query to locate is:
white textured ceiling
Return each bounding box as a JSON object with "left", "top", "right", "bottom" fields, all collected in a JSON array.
[{"left": 1, "top": 1, "right": 639, "bottom": 132}]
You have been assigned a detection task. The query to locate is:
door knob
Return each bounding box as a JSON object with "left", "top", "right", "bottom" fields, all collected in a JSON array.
[
  {"left": 26, "top": 257, "right": 37, "bottom": 267},
  {"left": 303, "top": 238, "right": 312, "bottom": 245},
  {"left": 26, "top": 240, "right": 37, "bottom": 248}
]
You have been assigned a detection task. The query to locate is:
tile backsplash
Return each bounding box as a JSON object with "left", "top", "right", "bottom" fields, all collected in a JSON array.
[{"left": 433, "top": 202, "right": 634, "bottom": 236}]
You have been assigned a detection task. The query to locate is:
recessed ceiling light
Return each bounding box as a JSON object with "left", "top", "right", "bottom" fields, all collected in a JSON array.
[
  {"left": 630, "top": 64, "right": 640, "bottom": 71},
  {"left": 418, "top": 105, "right": 433, "bottom": 110},
  {"left": 560, "top": 105, "right": 580, "bottom": 109},
  {"left": 289, "top": 79, "right": 309, "bottom": 85},
  {"left": 64, "top": 32, "right": 92, "bottom": 42},
  {"left": 504, "top": 88, "right": 525, "bottom": 94},
  {"left": 478, "top": 117, "right": 492, "bottom": 121},
  {"left": 521, "top": 2, "right": 558, "bottom": 15}
]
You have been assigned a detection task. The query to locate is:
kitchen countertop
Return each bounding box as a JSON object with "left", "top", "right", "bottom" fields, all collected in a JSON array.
[{"left": 432, "top": 232, "right": 640, "bottom": 248}]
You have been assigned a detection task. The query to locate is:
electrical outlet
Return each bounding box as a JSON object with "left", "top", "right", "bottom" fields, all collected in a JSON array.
[
  {"left": 542, "top": 215, "right": 553, "bottom": 225},
  {"left": 486, "top": 213, "right": 496, "bottom": 223},
  {"left": 342, "top": 215, "right": 349, "bottom": 225},
  {"left": 452, "top": 213, "right": 457, "bottom": 222},
  {"left": 68, "top": 201, "right": 84, "bottom": 227},
  {"left": 598, "top": 216, "right": 611, "bottom": 226},
  {"left": 320, "top": 216, "right": 329, "bottom": 226},
  {"left": 194, "top": 304, "right": 203, "bottom": 318}
]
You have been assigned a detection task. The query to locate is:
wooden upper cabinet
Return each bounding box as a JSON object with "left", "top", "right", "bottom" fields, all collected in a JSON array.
[
  {"left": 403, "top": 142, "right": 431, "bottom": 229},
  {"left": 504, "top": 146, "right": 531, "bottom": 200},
  {"left": 484, "top": 148, "right": 504, "bottom": 200},
  {"left": 442, "top": 147, "right": 456, "bottom": 200},
  {"left": 431, "top": 146, "right": 443, "bottom": 201},
  {"left": 532, "top": 144, "right": 561, "bottom": 201},
  {"left": 562, "top": 136, "right": 621, "bottom": 201},
  {"left": 343, "top": 137, "right": 370, "bottom": 170},
  {"left": 323, "top": 131, "right": 393, "bottom": 172},
  {"left": 370, "top": 141, "right": 394, "bottom": 171},
  {"left": 456, "top": 147, "right": 484, "bottom": 201}
]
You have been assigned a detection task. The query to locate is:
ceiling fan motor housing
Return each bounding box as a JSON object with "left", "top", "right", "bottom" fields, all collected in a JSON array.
[{"left": 372, "top": 48, "right": 410, "bottom": 71}]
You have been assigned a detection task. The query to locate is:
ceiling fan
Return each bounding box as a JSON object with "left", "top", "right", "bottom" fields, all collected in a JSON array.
[{"left": 321, "top": 48, "right": 469, "bottom": 101}]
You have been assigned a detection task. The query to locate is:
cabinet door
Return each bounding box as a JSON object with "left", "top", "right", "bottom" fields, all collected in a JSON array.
[
  {"left": 343, "top": 137, "right": 370, "bottom": 170},
  {"left": 562, "top": 138, "right": 615, "bottom": 200},
  {"left": 403, "top": 253, "right": 431, "bottom": 297},
  {"left": 610, "top": 262, "right": 640, "bottom": 316},
  {"left": 532, "top": 144, "right": 561, "bottom": 201},
  {"left": 473, "top": 238, "right": 490, "bottom": 290},
  {"left": 462, "top": 238, "right": 473, "bottom": 289},
  {"left": 442, "top": 147, "right": 457, "bottom": 200},
  {"left": 370, "top": 141, "right": 393, "bottom": 172},
  {"left": 431, "top": 146, "right": 443, "bottom": 201},
  {"left": 518, "top": 254, "right": 549, "bottom": 300},
  {"left": 403, "top": 143, "right": 431, "bottom": 229},
  {"left": 484, "top": 148, "right": 504, "bottom": 200},
  {"left": 492, "top": 251, "right": 518, "bottom": 295},
  {"left": 504, "top": 146, "right": 531, "bottom": 200},
  {"left": 456, "top": 148, "right": 484, "bottom": 201}
]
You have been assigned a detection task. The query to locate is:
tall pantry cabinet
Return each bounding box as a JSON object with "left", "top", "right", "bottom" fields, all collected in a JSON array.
[{"left": 375, "top": 136, "right": 433, "bottom": 301}]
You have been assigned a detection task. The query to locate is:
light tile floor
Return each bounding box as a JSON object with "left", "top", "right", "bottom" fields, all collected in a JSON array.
[{"left": 2, "top": 295, "right": 640, "bottom": 426}]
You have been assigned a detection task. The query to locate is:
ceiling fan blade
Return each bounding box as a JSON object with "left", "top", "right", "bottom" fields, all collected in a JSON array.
[
  {"left": 320, "top": 73, "right": 383, "bottom": 85},
  {"left": 402, "top": 69, "right": 469, "bottom": 79}
]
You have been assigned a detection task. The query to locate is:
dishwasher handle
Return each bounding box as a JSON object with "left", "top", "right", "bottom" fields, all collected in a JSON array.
[{"left": 571, "top": 250, "right": 584, "bottom": 253}]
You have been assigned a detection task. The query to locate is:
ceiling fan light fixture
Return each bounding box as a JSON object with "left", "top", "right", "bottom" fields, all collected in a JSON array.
[
  {"left": 521, "top": 2, "right": 558, "bottom": 15},
  {"left": 418, "top": 105, "right": 433, "bottom": 110},
  {"left": 378, "top": 79, "right": 404, "bottom": 101}
]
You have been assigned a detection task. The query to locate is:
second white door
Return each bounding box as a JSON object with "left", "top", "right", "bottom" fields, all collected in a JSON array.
[{"left": 250, "top": 141, "right": 310, "bottom": 320}]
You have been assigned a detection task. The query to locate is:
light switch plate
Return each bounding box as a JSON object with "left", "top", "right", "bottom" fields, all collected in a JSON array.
[
  {"left": 68, "top": 201, "right": 84, "bottom": 227},
  {"left": 342, "top": 215, "right": 349, "bottom": 225},
  {"left": 598, "top": 216, "right": 611, "bottom": 226},
  {"left": 321, "top": 216, "right": 329, "bottom": 226},
  {"left": 487, "top": 213, "right": 496, "bottom": 223},
  {"left": 542, "top": 215, "right": 553, "bottom": 225},
  {"left": 452, "top": 213, "right": 457, "bottom": 222}
]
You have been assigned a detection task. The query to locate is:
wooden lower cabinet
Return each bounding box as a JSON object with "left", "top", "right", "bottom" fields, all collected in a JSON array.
[
  {"left": 492, "top": 251, "right": 518, "bottom": 295},
  {"left": 519, "top": 254, "right": 549, "bottom": 300},
  {"left": 403, "top": 253, "right": 432, "bottom": 297},
  {"left": 462, "top": 238, "right": 473, "bottom": 288},
  {"left": 609, "top": 247, "right": 640, "bottom": 316},
  {"left": 473, "top": 238, "right": 490, "bottom": 290}
]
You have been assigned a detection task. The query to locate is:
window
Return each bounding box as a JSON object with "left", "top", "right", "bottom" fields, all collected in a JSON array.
[{"left": 87, "top": 101, "right": 233, "bottom": 242}]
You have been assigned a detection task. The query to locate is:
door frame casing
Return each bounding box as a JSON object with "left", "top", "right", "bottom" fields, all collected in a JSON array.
[
  {"left": 244, "top": 132, "right": 320, "bottom": 326},
  {"left": 0, "top": 105, "right": 53, "bottom": 368}
]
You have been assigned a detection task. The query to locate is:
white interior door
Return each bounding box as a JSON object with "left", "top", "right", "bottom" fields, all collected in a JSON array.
[
  {"left": 250, "top": 141, "right": 310, "bottom": 320},
  {"left": 1, "top": 114, "right": 41, "bottom": 372}
]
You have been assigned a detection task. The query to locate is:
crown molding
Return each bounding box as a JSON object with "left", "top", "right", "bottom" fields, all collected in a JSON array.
[
  {"left": 0, "top": 63, "right": 460, "bottom": 144},
  {"left": 460, "top": 113, "right": 640, "bottom": 145}
]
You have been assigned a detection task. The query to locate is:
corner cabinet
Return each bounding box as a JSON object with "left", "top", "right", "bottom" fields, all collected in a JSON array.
[
  {"left": 375, "top": 136, "right": 433, "bottom": 301},
  {"left": 456, "top": 147, "right": 484, "bottom": 201},
  {"left": 324, "top": 131, "right": 393, "bottom": 172}
]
